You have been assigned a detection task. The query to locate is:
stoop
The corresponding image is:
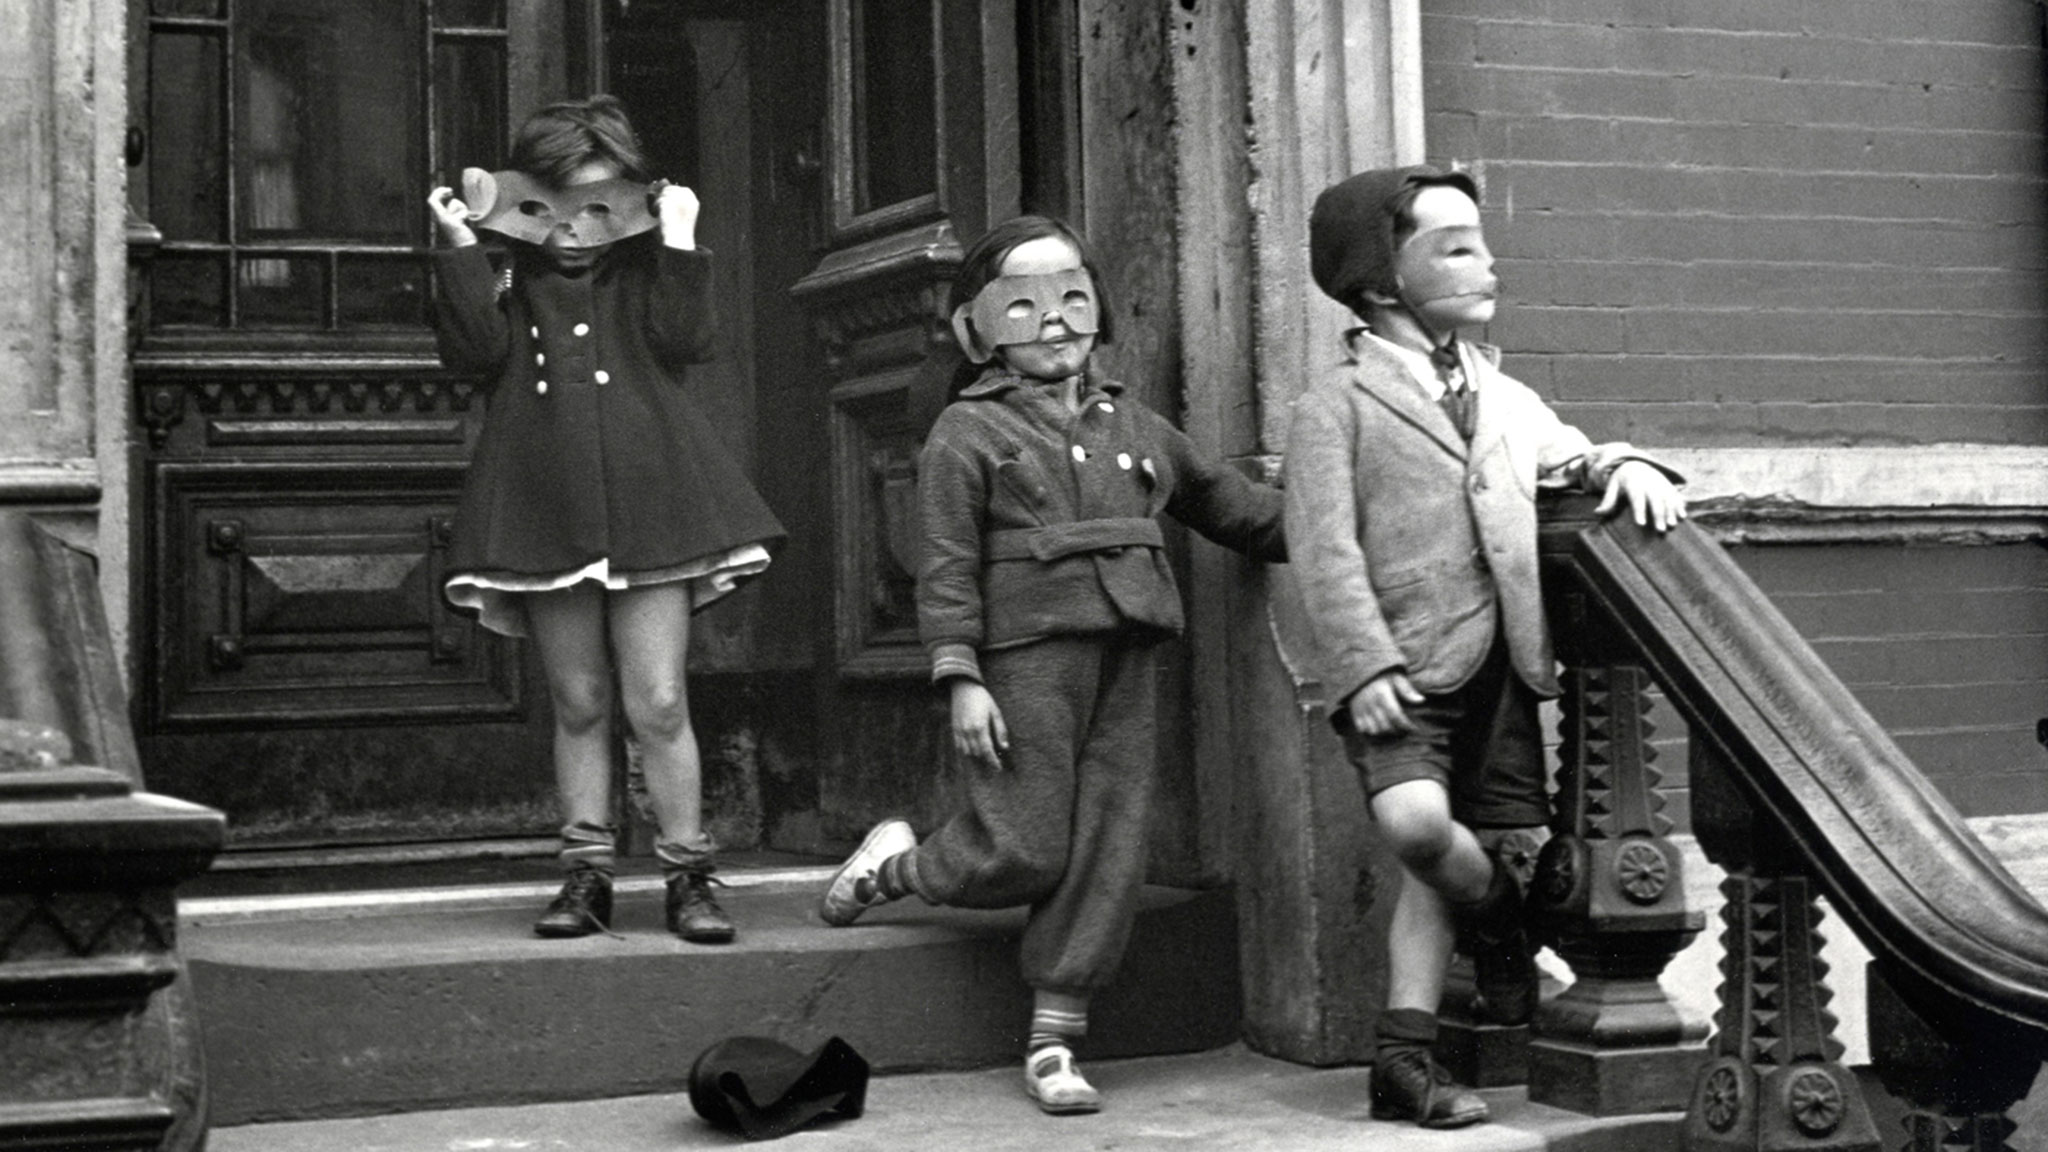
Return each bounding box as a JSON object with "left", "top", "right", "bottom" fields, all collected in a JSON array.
[{"left": 180, "top": 867, "right": 1240, "bottom": 1126}]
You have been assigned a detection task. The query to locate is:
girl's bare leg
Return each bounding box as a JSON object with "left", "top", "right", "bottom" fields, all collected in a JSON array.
[
  {"left": 607, "top": 581, "right": 702, "bottom": 845},
  {"left": 524, "top": 584, "right": 616, "bottom": 827}
]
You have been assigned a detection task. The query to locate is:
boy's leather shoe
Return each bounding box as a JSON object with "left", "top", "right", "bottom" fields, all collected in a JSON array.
[
  {"left": 534, "top": 867, "right": 613, "bottom": 938},
  {"left": 818, "top": 819, "right": 917, "bottom": 926},
  {"left": 667, "top": 869, "right": 736, "bottom": 944},
  {"left": 1369, "top": 1047, "right": 1488, "bottom": 1128}
]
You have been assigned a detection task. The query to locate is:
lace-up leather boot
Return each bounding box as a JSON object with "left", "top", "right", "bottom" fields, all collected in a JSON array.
[{"left": 533, "top": 866, "right": 613, "bottom": 938}]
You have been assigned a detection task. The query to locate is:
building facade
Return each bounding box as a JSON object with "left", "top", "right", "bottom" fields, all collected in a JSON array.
[{"left": 2, "top": 0, "right": 2042, "bottom": 1061}]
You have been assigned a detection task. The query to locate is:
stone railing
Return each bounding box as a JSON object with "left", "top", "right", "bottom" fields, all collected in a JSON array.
[
  {"left": 1508, "top": 493, "right": 2048, "bottom": 1152},
  {"left": 0, "top": 512, "right": 224, "bottom": 1150}
]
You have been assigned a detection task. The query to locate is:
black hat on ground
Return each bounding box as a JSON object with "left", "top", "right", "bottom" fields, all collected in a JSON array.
[{"left": 688, "top": 1034, "right": 869, "bottom": 1140}]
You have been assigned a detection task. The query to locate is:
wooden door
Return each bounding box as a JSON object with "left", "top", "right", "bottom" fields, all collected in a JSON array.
[
  {"left": 127, "top": 0, "right": 836, "bottom": 854},
  {"left": 127, "top": 0, "right": 593, "bottom": 849}
]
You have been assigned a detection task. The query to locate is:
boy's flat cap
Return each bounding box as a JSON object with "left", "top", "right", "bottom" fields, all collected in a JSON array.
[{"left": 1310, "top": 165, "right": 1479, "bottom": 308}]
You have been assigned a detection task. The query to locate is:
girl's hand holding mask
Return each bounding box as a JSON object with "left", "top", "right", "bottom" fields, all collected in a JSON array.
[
  {"left": 657, "top": 183, "right": 700, "bottom": 251},
  {"left": 427, "top": 187, "right": 478, "bottom": 248}
]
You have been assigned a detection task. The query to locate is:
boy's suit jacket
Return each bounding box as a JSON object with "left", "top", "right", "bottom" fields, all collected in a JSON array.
[{"left": 1282, "top": 333, "right": 1676, "bottom": 707}]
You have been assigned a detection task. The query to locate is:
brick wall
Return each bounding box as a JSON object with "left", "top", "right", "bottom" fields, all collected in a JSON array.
[
  {"left": 1422, "top": 1, "right": 2048, "bottom": 447},
  {"left": 1735, "top": 542, "right": 2048, "bottom": 817}
]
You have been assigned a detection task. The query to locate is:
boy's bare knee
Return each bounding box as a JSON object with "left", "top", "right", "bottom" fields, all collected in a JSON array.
[{"left": 1386, "top": 818, "right": 1458, "bottom": 870}]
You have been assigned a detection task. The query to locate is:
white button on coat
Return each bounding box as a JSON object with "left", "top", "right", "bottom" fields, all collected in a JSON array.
[
  {"left": 572, "top": 322, "right": 590, "bottom": 337},
  {"left": 1116, "top": 453, "right": 1133, "bottom": 470},
  {"left": 1071, "top": 445, "right": 1087, "bottom": 463},
  {"left": 594, "top": 370, "right": 610, "bottom": 385},
  {"left": 536, "top": 380, "right": 549, "bottom": 395}
]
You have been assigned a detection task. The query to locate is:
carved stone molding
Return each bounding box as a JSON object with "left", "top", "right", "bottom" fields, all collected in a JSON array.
[{"left": 793, "top": 220, "right": 965, "bottom": 675}]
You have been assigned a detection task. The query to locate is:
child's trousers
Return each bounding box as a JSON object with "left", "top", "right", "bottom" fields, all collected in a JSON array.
[{"left": 907, "top": 634, "right": 1161, "bottom": 995}]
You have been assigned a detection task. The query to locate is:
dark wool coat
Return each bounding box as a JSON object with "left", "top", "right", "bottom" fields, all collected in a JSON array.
[
  {"left": 916, "top": 368, "right": 1287, "bottom": 683},
  {"left": 431, "top": 238, "right": 784, "bottom": 600}
]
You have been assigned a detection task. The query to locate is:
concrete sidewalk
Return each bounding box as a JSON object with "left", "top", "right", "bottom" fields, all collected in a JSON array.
[{"left": 206, "top": 1043, "right": 1681, "bottom": 1152}]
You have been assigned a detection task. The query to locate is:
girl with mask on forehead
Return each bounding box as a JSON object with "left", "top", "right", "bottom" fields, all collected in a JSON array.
[
  {"left": 816, "top": 215, "right": 1286, "bottom": 1115},
  {"left": 426, "top": 95, "right": 784, "bottom": 945}
]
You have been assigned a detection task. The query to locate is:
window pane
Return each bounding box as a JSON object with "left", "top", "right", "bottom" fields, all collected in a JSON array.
[
  {"left": 150, "top": 30, "right": 225, "bottom": 242},
  {"left": 853, "top": 0, "right": 936, "bottom": 212},
  {"left": 152, "top": 253, "right": 228, "bottom": 327},
  {"left": 434, "top": 41, "right": 506, "bottom": 189},
  {"left": 239, "top": 254, "right": 327, "bottom": 328},
  {"left": 237, "top": 0, "right": 423, "bottom": 245},
  {"left": 433, "top": 0, "right": 503, "bottom": 29},
  {"left": 339, "top": 254, "right": 428, "bottom": 328}
]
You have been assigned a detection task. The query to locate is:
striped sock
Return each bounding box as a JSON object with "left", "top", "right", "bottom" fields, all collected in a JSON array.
[
  {"left": 559, "top": 821, "right": 617, "bottom": 876},
  {"left": 876, "top": 851, "right": 917, "bottom": 899},
  {"left": 1028, "top": 991, "right": 1089, "bottom": 1055}
]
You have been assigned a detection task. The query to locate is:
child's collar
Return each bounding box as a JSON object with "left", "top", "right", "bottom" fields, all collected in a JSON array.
[{"left": 956, "top": 366, "right": 1124, "bottom": 400}]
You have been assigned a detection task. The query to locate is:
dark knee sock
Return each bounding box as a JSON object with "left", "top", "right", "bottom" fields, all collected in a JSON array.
[{"left": 1377, "top": 1008, "right": 1439, "bottom": 1059}]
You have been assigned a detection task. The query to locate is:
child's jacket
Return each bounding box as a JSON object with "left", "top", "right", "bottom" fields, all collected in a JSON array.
[
  {"left": 1283, "top": 333, "right": 1677, "bottom": 704},
  {"left": 917, "top": 369, "right": 1286, "bottom": 683},
  {"left": 431, "top": 238, "right": 783, "bottom": 587}
]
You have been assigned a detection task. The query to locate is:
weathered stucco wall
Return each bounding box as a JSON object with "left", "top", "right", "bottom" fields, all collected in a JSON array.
[{"left": 0, "top": 0, "right": 129, "bottom": 661}]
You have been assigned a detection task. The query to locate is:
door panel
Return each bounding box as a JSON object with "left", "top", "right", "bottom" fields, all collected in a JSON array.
[
  {"left": 129, "top": 0, "right": 581, "bottom": 848},
  {"left": 128, "top": 0, "right": 838, "bottom": 853}
]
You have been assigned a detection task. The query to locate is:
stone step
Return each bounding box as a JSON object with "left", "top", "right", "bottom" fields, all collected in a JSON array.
[
  {"left": 181, "top": 870, "right": 1241, "bottom": 1126},
  {"left": 208, "top": 1044, "right": 1688, "bottom": 1152}
]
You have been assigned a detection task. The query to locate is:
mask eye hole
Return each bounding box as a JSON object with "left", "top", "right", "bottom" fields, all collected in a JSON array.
[
  {"left": 1005, "top": 299, "right": 1035, "bottom": 320},
  {"left": 518, "top": 200, "right": 550, "bottom": 217},
  {"left": 584, "top": 203, "right": 611, "bottom": 217},
  {"left": 1062, "top": 291, "right": 1092, "bottom": 312}
]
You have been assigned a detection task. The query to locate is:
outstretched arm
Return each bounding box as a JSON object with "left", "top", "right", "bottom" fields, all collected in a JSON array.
[{"left": 1158, "top": 417, "right": 1287, "bottom": 562}]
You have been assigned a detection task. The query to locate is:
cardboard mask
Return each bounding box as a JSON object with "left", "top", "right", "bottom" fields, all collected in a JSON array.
[
  {"left": 950, "top": 270, "right": 1099, "bottom": 363},
  {"left": 459, "top": 167, "right": 662, "bottom": 248},
  {"left": 1393, "top": 224, "right": 1497, "bottom": 310}
]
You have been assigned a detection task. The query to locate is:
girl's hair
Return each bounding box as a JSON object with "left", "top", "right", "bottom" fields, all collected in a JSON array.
[
  {"left": 948, "top": 215, "right": 1117, "bottom": 348},
  {"left": 509, "top": 95, "right": 651, "bottom": 186}
]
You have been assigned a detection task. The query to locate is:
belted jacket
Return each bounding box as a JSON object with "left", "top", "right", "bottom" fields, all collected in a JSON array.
[
  {"left": 917, "top": 368, "right": 1286, "bottom": 683},
  {"left": 1283, "top": 332, "right": 1679, "bottom": 703}
]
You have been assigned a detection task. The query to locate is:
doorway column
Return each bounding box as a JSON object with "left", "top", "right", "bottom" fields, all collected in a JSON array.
[
  {"left": 1172, "top": 0, "right": 1425, "bottom": 1065},
  {"left": 0, "top": 0, "right": 131, "bottom": 663}
]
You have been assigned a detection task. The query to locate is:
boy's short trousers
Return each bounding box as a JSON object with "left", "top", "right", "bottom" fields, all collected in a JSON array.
[{"left": 1337, "top": 638, "right": 1549, "bottom": 828}]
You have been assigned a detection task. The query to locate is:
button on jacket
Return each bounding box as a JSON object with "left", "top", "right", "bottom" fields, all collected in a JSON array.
[{"left": 917, "top": 369, "right": 1287, "bottom": 683}]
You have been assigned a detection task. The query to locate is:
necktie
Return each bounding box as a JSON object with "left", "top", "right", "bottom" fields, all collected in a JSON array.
[{"left": 1431, "top": 342, "right": 1474, "bottom": 440}]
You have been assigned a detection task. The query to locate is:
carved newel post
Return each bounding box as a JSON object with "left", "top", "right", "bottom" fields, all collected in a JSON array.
[
  {"left": 1528, "top": 502, "right": 1707, "bottom": 1114},
  {"left": 1682, "top": 742, "right": 1880, "bottom": 1152},
  {"left": 0, "top": 513, "right": 226, "bottom": 1150}
]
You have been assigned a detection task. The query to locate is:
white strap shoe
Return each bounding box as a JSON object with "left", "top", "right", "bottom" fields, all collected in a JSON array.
[{"left": 1023, "top": 1045, "right": 1101, "bottom": 1115}]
